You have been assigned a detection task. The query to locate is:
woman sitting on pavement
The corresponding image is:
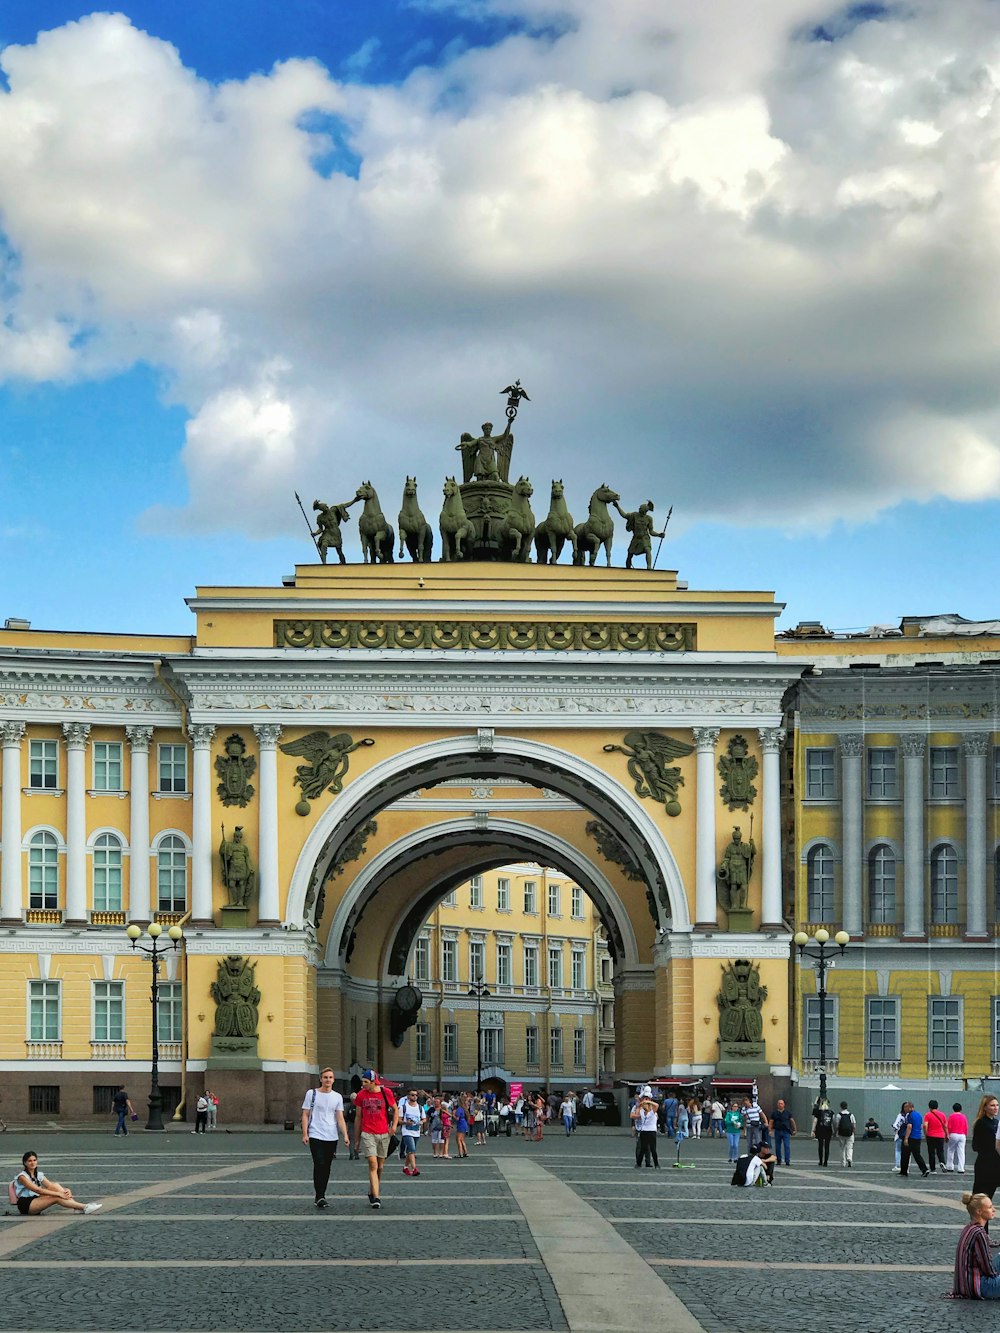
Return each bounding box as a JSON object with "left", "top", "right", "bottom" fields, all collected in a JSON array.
[
  {"left": 13, "top": 1151, "right": 102, "bottom": 1215},
  {"left": 953, "top": 1193, "right": 1000, "bottom": 1299}
]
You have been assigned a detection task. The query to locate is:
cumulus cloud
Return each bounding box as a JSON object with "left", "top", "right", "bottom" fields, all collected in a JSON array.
[{"left": 1, "top": 2, "right": 1000, "bottom": 541}]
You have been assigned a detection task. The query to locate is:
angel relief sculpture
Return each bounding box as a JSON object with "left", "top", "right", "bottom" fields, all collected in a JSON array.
[
  {"left": 603, "top": 730, "right": 694, "bottom": 817},
  {"left": 279, "top": 731, "right": 375, "bottom": 815}
]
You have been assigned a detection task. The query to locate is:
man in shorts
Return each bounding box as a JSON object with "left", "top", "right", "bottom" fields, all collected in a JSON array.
[
  {"left": 352, "top": 1069, "right": 397, "bottom": 1209},
  {"left": 396, "top": 1088, "right": 426, "bottom": 1176},
  {"left": 301, "top": 1067, "right": 348, "bottom": 1208}
]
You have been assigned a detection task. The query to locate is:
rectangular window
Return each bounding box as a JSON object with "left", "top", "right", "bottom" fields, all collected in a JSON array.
[
  {"left": 865, "top": 997, "right": 899, "bottom": 1060},
  {"left": 157, "top": 982, "right": 183, "bottom": 1043},
  {"left": 469, "top": 876, "right": 483, "bottom": 909},
  {"left": 482, "top": 1026, "right": 504, "bottom": 1065},
  {"left": 414, "top": 935, "right": 430, "bottom": 983},
  {"left": 496, "top": 941, "right": 512, "bottom": 986},
  {"left": 441, "top": 938, "right": 457, "bottom": 983},
  {"left": 930, "top": 746, "right": 960, "bottom": 799},
  {"left": 523, "top": 945, "right": 539, "bottom": 987},
  {"left": 601, "top": 957, "right": 612, "bottom": 985},
  {"left": 443, "top": 1023, "right": 458, "bottom": 1064},
  {"left": 29, "top": 1086, "right": 59, "bottom": 1114},
  {"left": 442, "top": 890, "right": 457, "bottom": 907},
  {"left": 497, "top": 877, "right": 510, "bottom": 911},
  {"left": 867, "top": 747, "right": 898, "bottom": 800},
  {"left": 548, "top": 946, "right": 563, "bottom": 988},
  {"left": 929, "top": 997, "right": 962, "bottom": 1062},
  {"left": 571, "top": 949, "right": 586, "bottom": 990},
  {"left": 28, "top": 980, "right": 60, "bottom": 1041},
  {"left": 93, "top": 741, "right": 123, "bottom": 792},
  {"left": 93, "top": 981, "right": 125, "bottom": 1042},
  {"left": 29, "top": 739, "right": 58, "bottom": 790},
  {"left": 550, "top": 1026, "right": 563, "bottom": 1066},
  {"left": 157, "top": 744, "right": 188, "bottom": 793},
  {"left": 415, "top": 1021, "right": 430, "bottom": 1064},
  {"left": 469, "top": 939, "right": 485, "bottom": 982},
  {"left": 571, "top": 886, "right": 584, "bottom": 918},
  {"left": 805, "top": 748, "right": 835, "bottom": 799},
  {"left": 93, "top": 1085, "right": 118, "bottom": 1115},
  {"left": 573, "top": 1028, "right": 586, "bottom": 1067},
  {"left": 803, "top": 996, "right": 838, "bottom": 1060},
  {"left": 523, "top": 881, "right": 537, "bottom": 914},
  {"left": 525, "top": 1025, "right": 539, "bottom": 1065},
  {"left": 547, "top": 883, "right": 561, "bottom": 916}
]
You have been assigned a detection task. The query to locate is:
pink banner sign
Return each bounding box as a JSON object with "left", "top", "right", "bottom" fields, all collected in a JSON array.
[{"left": 509, "top": 1081, "right": 524, "bottom": 1101}]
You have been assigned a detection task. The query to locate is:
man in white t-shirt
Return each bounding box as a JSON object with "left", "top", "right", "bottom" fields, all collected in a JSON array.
[{"left": 301, "top": 1067, "right": 349, "bottom": 1208}]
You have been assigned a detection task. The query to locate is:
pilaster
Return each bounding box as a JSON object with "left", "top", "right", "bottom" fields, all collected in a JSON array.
[
  {"left": 126, "top": 726, "right": 153, "bottom": 923},
  {"left": 1, "top": 721, "right": 25, "bottom": 923},
  {"left": 190, "top": 725, "right": 215, "bottom": 925},
  {"left": 965, "top": 733, "right": 989, "bottom": 940},
  {"left": 62, "top": 722, "right": 91, "bottom": 925},
  {"left": 254, "top": 724, "right": 283, "bottom": 926},
  {"left": 901, "top": 734, "right": 926, "bottom": 940},
  {"left": 759, "top": 727, "right": 786, "bottom": 929},
  {"left": 839, "top": 733, "right": 863, "bottom": 939},
  {"left": 693, "top": 727, "right": 720, "bottom": 929}
]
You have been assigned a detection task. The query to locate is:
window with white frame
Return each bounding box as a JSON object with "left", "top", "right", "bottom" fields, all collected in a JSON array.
[
  {"left": 929, "top": 996, "right": 962, "bottom": 1062},
  {"left": 443, "top": 1023, "right": 458, "bottom": 1064},
  {"left": 29, "top": 739, "right": 58, "bottom": 790},
  {"left": 803, "top": 995, "right": 838, "bottom": 1060},
  {"left": 482, "top": 1025, "right": 504, "bottom": 1065},
  {"left": 28, "top": 832, "right": 59, "bottom": 909},
  {"left": 805, "top": 748, "right": 835, "bottom": 799},
  {"left": 930, "top": 845, "right": 959, "bottom": 924},
  {"left": 93, "top": 741, "right": 123, "bottom": 792},
  {"left": 600, "top": 956, "right": 612, "bottom": 984},
  {"left": 930, "top": 746, "right": 960, "bottom": 799},
  {"left": 469, "top": 938, "right": 485, "bottom": 981},
  {"left": 865, "top": 996, "right": 899, "bottom": 1060},
  {"left": 806, "top": 844, "right": 835, "bottom": 921},
  {"left": 93, "top": 980, "right": 125, "bottom": 1042},
  {"left": 523, "top": 944, "right": 539, "bottom": 987},
  {"left": 92, "top": 833, "right": 124, "bottom": 912},
  {"left": 157, "top": 835, "right": 187, "bottom": 913},
  {"left": 441, "top": 938, "right": 458, "bottom": 983},
  {"left": 571, "top": 886, "right": 584, "bottom": 918},
  {"left": 523, "top": 881, "right": 537, "bottom": 913},
  {"left": 550, "top": 1025, "right": 563, "bottom": 1066},
  {"left": 525, "top": 1025, "right": 539, "bottom": 1065},
  {"left": 573, "top": 1027, "right": 586, "bottom": 1066},
  {"left": 157, "top": 744, "right": 187, "bottom": 793},
  {"left": 993, "top": 997, "right": 1000, "bottom": 1065},
  {"left": 414, "top": 935, "right": 430, "bottom": 983},
  {"left": 867, "top": 747, "right": 898, "bottom": 800},
  {"left": 497, "top": 877, "right": 510, "bottom": 911},
  {"left": 571, "top": 948, "right": 586, "bottom": 989},
  {"left": 548, "top": 945, "right": 563, "bottom": 988},
  {"left": 469, "top": 876, "right": 483, "bottom": 909},
  {"left": 157, "top": 982, "right": 183, "bottom": 1042},
  {"left": 28, "top": 980, "right": 60, "bottom": 1041},
  {"left": 867, "top": 845, "right": 897, "bottom": 924},
  {"left": 415, "top": 1021, "right": 430, "bottom": 1064},
  {"left": 547, "top": 882, "right": 561, "bottom": 916},
  {"left": 496, "top": 941, "right": 512, "bottom": 986}
]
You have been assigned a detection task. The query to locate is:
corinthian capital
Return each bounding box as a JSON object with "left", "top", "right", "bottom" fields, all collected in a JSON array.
[
  {"left": 125, "top": 725, "right": 154, "bottom": 753},
  {"left": 692, "top": 727, "right": 720, "bottom": 752},
  {"left": 0, "top": 720, "right": 26, "bottom": 746},
  {"left": 188, "top": 724, "right": 216, "bottom": 749},
  {"left": 62, "top": 722, "right": 91, "bottom": 750},
  {"left": 964, "top": 732, "right": 991, "bottom": 758},
  {"left": 757, "top": 727, "right": 786, "bottom": 754},
  {"left": 901, "top": 734, "right": 926, "bottom": 758},
  {"left": 253, "top": 723, "right": 283, "bottom": 749},
  {"left": 839, "top": 733, "right": 864, "bottom": 759}
]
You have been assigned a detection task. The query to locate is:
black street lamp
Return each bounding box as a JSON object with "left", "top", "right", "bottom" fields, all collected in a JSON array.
[
  {"left": 793, "top": 927, "right": 849, "bottom": 1107},
  {"left": 467, "top": 976, "right": 490, "bottom": 1092},
  {"left": 125, "top": 921, "right": 183, "bottom": 1131}
]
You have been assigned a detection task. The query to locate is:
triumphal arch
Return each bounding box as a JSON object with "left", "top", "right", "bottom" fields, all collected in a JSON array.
[{"left": 0, "top": 387, "right": 801, "bottom": 1121}]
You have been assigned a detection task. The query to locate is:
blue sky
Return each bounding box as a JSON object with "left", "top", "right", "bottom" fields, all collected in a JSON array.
[{"left": 1, "top": 1, "right": 999, "bottom": 637}]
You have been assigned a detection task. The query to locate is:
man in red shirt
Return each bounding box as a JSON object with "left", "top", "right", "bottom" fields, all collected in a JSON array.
[{"left": 351, "top": 1069, "right": 397, "bottom": 1209}]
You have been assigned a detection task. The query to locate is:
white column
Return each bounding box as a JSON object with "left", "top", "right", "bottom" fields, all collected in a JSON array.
[
  {"left": 254, "top": 724, "right": 283, "bottom": 925},
  {"left": 965, "top": 733, "right": 989, "bottom": 940},
  {"left": 759, "top": 728, "right": 786, "bottom": 928},
  {"left": 190, "top": 725, "right": 215, "bottom": 924},
  {"left": 126, "top": 726, "right": 152, "bottom": 923},
  {"left": 840, "top": 734, "right": 864, "bottom": 939},
  {"left": 62, "top": 722, "right": 90, "bottom": 924},
  {"left": 1, "top": 721, "right": 25, "bottom": 923},
  {"left": 902, "top": 734, "right": 926, "bottom": 939},
  {"left": 692, "top": 727, "right": 719, "bottom": 929}
]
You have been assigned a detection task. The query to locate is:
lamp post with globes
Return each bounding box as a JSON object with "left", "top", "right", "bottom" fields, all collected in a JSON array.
[
  {"left": 125, "top": 921, "right": 183, "bottom": 1131},
  {"left": 467, "top": 976, "right": 490, "bottom": 1093},
  {"left": 793, "top": 927, "right": 849, "bottom": 1107}
]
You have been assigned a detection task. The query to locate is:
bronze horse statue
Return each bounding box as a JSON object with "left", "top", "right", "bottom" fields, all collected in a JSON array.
[
  {"left": 398, "top": 476, "right": 433, "bottom": 562},
  {"left": 534, "top": 479, "right": 577, "bottom": 565},
  {"left": 355, "top": 481, "right": 395, "bottom": 564},
  {"left": 573, "top": 483, "right": 619, "bottom": 566},
  {"left": 499, "top": 475, "right": 535, "bottom": 563},
  {"left": 439, "top": 476, "right": 474, "bottom": 561}
]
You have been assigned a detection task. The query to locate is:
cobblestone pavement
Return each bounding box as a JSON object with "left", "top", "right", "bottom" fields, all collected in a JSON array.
[{"left": 0, "top": 1129, "right": 991, "bottom": 1331}]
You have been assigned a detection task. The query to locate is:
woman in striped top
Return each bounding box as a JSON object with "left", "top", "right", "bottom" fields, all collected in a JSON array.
[{"left": 953, "top": 1193, "right": 1000, "bottom": 1299}]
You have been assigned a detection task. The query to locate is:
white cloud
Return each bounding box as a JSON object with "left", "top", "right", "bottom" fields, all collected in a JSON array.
[{"left": 2, "top": 3, "right": 1000, "bottom": 538}]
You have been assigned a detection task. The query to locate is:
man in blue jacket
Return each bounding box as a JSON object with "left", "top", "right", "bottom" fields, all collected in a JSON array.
[{"left": 900, "top": 1101, "right": 930, "bottom": 1178}]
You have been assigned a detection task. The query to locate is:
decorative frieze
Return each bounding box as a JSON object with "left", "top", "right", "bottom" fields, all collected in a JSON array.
[{"left": 274, "top": 617, "right": 697, "bottom": 653}]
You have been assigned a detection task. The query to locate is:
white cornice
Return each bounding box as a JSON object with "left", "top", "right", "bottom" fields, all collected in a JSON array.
[{"left": 187, "top": 595, "right": 783, "bottom": 619}]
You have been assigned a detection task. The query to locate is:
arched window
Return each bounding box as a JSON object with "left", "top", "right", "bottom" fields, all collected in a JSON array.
[
  {"left": 28, "top": 831, "right": 59, "bottom": 909},
  {"left": 93, "top": 833, "right": 123, "bottom": 912},
  {"left": 806, "top": 844, "right": 835, "bottom": 921},
  {"left": 868, "top": 845, "right": 896, "bottom": 924},
  {"left": 930, "top": 845, "right": 958, "bottom": 924},
  {"left": 157, "top": 835, "right": 187, "bottom": 913}
]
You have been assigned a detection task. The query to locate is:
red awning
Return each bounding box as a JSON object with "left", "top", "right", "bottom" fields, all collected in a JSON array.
[{"left": 710, "top": 1077, "right": 757, "bottom": 1089}]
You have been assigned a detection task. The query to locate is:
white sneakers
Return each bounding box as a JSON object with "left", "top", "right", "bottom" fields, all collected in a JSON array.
[{"left": 83, "top": 1202, "right": 102, "bottom": 1214}]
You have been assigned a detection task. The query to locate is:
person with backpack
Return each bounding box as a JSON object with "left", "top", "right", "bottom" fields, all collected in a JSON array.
[
  {"left": 836, "top": 1101, "right": 856, "bottom": 1168},
  {"left": 811, "top": 1096, "right": 834, "bottom": 1167},
  {"left": 11, "top": 1150, "right": 101, "bottom": 1215},
  {"left": 924, "top": 1099, "right": 949, "bottom": 1173},
  {"left": 301, "top": 1067, "right": 348, "bottom": 1208},
  {"left": 352, "top": 1069, "right": 397, "bottom": 1209},
  {"left": 111, "top": 1086, "right": 135, "bottom": 1137}
]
